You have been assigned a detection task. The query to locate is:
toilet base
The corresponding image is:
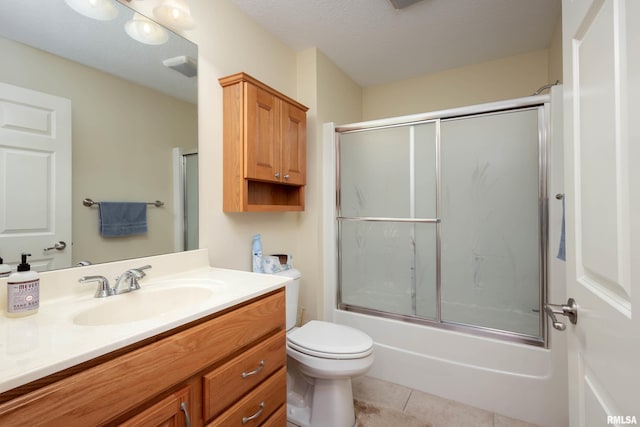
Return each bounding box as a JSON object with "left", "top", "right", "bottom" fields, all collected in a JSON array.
[
  {"left": 311, "top": 377, "right": 356, "bottom": 427},
  {"left": 287, "top": 364, "right": 356, "bottom": 427}
]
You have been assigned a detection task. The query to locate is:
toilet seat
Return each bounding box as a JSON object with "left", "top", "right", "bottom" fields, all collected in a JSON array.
[{"left": 287, "top": 320, "right": 373, "bottom": 360}]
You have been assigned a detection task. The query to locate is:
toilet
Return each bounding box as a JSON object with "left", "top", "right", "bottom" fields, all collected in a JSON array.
[{"left": 276, "top": 268, "right": 374, "bottom": 427}]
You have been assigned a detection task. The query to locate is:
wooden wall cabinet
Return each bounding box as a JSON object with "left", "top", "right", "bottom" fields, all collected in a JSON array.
[
  {"left": 0, "top": 290, "right": 286, "bottom": 427},
  {"left": 219, "top": 72, "right": 308, "bottom": 212}
]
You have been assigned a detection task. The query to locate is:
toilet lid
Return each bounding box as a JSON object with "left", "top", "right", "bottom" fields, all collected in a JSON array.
[{"left": 287, "top": 321, "right": 373, "bottom": 359}]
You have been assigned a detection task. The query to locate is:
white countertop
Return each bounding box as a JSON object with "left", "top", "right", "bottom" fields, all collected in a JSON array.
[{"left": 0, "top": 251, "right": 289, "bottom": 395}]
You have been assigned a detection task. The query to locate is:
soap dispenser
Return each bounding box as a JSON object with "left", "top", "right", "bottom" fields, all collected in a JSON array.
[
  {"left": 0, "top": 257, "right": 10, "bottom": 278},
  {"left": 6, "top": 253, "right": 39, "bottom": 317}
]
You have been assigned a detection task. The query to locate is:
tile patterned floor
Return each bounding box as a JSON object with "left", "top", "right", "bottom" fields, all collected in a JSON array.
[{"left": 287, "top": 375, "right": 542, "bottom": 427}]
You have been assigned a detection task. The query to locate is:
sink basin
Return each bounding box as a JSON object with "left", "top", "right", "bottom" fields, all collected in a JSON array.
[{"left": 73, "top": 286, "right": 215, "bottom": 326}]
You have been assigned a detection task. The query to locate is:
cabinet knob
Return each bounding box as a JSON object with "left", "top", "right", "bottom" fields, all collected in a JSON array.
[
  {"left": 274, "top": 172, "right": 281, "bottom": 179},
  {"left": 284, "top": 174, "right": 290, "bottom": 180}
]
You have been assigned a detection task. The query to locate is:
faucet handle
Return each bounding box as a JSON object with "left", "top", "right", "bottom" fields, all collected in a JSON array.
[
  {"left": 118, "top": 265, "right": 152, "bottom": 292},
  {"left": 79, "top": 275, "right": 113, "bottom": 298},
  {"left": 132, "top": 265, "right": 152, "bottom": 278}
]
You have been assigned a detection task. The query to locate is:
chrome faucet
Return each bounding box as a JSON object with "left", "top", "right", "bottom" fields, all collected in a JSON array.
[
  {"left": 79, "top": 275, "right": 114, "bottom": 298},
  {"left": 79, "top": 265, "right": 152, "bottom": 298},
  {"left": 113, "top": 265, "right": 152, "bottom": 294}
]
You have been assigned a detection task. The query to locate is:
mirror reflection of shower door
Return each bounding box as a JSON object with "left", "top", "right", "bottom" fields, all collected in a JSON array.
[
  {"left": 173, "top": 148, "right": 198, "bottom": 252},
  {"left": 182, "top": 152, "right": 199, "bottom": 251}
]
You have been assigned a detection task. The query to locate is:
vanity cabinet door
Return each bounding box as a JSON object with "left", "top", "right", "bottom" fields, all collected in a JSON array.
[{"left": 119, "top": 386, "right": 191, "bottom": 427}]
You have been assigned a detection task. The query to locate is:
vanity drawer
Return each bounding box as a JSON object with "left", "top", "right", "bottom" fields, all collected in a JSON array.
[
  {"left": 261, "top": 404, "right": 286, "bottom": 426},
  {"left": 207, "top": 367, "right": 286, "bottom": 427},
  {"left": 203, "top": 331, "right": 286, "bottom": 421}
]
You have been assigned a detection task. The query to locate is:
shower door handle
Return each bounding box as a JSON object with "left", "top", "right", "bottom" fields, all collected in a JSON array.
[{"left": 544, "top": 298, "right": 578, "bottom": 331}]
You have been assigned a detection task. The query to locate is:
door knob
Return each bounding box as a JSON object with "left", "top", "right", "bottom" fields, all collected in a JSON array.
[
  {"left": 44, "top": 241, "right": 67, "bottom": 251},
  {"left": 544, "top": 298, "right": 578, "bottom": 331}
]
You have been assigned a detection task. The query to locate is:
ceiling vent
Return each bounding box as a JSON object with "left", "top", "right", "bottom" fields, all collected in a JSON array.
[
  {"left": 388, "top": 0, "right": 425, "bottom": 10},
  {"left": 162, "top": 55, "right": 197, "bottom": 78}
]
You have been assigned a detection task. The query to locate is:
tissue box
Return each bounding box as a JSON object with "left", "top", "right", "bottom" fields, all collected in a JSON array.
[{"left": 262, "top": 253, "right": 293, "bottom": 273}]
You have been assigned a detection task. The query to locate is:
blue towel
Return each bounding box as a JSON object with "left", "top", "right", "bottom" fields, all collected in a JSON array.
[
  {"left": 98, "top": 202, "right": 148, "bottom": 237},
  {"left": 557, "top": 197, "right": 566, "bottom": 261}
]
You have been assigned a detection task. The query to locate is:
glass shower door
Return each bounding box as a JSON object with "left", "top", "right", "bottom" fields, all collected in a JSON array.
[
  {"left": 338, "top": 122, "right": 438, "bottom": 319},
  {"left": 439, "top": 109, "right": 542, "bottom": 336},
  {"left": 335, "top": 102, "right": 547, "bottom": 344}
]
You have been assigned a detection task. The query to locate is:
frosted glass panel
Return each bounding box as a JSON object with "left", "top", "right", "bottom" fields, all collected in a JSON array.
[
  {"left": 440, "top": 110, "right": 540, "bottom": 336},
  {"left": 339, "top": 123, "right": 436, "bottom": 219},
  {"left": 340, "top": 221, "right": 437, "bottom": 319}
]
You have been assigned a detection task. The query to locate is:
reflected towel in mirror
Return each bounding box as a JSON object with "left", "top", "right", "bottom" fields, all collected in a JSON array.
[{"left": 98, "top": 202, "right": 148, "bottom": 237}]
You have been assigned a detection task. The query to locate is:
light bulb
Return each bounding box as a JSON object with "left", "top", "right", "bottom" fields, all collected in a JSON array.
[{"left": 153, "top": 0, "right": 195, "bottom": 31}]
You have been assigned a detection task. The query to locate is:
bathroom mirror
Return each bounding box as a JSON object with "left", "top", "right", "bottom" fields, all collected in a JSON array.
[{"left": 0, "top": 0, "right": 198, "bottom": 271}]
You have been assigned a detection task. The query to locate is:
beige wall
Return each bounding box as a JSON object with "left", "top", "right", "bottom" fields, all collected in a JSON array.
[
  {"left": 362, "top": 49, "right": 550, "bottom": 120},
  {"left": 181, "top": 2, "right": 364, "bottom": 323},
  {"left": 548, "top": 16, "right": 564, "bottom": 84},
  {"left": 0, "top": 37, "right": 197, "bottom": 266},
  {"left": 294, "top": 48, "right": 363, "bottom": 322}
]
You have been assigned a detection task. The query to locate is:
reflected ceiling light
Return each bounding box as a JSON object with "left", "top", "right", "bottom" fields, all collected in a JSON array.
[
  {"left": 64, "top": 0, "right": 118, "bottom": 21},
  {"left": 125, "top": 12, "right": 168, "bottom": 45},
  {"left": 153, "top": 0, "right": 196, "bottom": 31}
]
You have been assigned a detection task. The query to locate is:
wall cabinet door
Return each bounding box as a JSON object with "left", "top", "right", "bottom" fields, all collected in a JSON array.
[
  {"left": 280, "top": 100, "right": 306, "bottom": 185},
  {"left": 245, "top": 84, "right": 279, "bottom": 183}
]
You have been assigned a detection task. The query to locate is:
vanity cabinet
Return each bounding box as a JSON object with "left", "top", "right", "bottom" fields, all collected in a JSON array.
[
  {"left": 219, "top": 72, "right": 308, "bottom": 212},
  {"left": 0, "top": 289, "right": 286, "bottom": 427}
]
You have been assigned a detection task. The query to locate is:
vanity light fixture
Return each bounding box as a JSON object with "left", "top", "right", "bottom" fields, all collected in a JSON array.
[
  {"left": 125, "top": 12, "right": 168, "bottom": 45},
  {"left": 153, "top": 0, "right": 195, "bottom": 31},
  {"left": 64, "top": 0, "right": 118, "bottom": 21}
]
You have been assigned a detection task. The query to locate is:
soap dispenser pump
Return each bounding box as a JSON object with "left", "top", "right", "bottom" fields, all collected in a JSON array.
[{"left": 6, "top": 253, "right": 39, "bottom": 317}]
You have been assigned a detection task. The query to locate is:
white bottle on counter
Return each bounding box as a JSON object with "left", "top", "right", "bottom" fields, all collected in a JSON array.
[
  {"left": 252, "top": 234, "right": 263, "bottom": 273},
  {"left": 0, "top": 257, "right": 10, "bottom": 278},
  {"left": 6, "top": 253, "right": 39, "bottom": 317}
]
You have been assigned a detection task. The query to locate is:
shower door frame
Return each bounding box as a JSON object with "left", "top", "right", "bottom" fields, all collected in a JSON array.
[{"left": 334, "top": 94, "right": 551, "bottom": 348}]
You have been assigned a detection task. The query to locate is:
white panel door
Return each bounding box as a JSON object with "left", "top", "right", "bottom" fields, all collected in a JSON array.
[
  {"left": 0, "top": 82, "right": 72, "bottom": 271},
  {"left": 563, "top": 0, "right": 639, "bottom": 425}
]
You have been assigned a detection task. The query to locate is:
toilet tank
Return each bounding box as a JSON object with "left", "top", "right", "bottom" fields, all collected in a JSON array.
[{"left": 275, "top": 268, "right": 300, "bottom": 331}]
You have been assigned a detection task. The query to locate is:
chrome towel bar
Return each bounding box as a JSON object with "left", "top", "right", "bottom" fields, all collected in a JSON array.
[{"left": 82, "top": 198, "right": 164, "bottom": 207}]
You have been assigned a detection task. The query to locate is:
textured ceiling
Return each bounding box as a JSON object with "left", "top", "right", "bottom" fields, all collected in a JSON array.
[{"left": 231, "top": 0, "right": 561, "bottom": 87}]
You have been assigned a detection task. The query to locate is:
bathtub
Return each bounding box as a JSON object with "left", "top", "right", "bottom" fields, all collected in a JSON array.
[{"left": 333, "top": 308, "right": 567, "bottom": 426}]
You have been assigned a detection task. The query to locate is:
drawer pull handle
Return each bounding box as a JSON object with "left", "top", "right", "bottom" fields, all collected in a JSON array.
[
  {"left": 180, "top": 402, "right": 191, "bottom": 427},
  {"left": 242, "top": 401, "right": 265, "bottom": 424},
  {"left": 241, "top": 360, "right": 265, "bottom": 379}
]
